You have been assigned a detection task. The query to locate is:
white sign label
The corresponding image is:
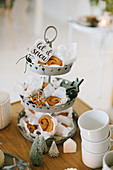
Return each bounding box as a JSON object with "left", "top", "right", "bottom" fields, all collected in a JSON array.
[{"left": 29, "top": 39, "right": 53, "bottom": 63}]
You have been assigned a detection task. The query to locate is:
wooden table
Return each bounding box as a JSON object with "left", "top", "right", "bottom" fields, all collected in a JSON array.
[{"left": 0, "top": 98, "right": 92, "bottom": 170}]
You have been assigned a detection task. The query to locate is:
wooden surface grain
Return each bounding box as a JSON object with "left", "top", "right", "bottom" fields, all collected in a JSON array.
[{"left": 0, "top": 98, "right": 92, "bottom": 170}]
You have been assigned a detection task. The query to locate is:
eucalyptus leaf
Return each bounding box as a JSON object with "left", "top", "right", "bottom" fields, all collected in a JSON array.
[{"left": 89, "top": 0, "right": 100, "bottom": 6}]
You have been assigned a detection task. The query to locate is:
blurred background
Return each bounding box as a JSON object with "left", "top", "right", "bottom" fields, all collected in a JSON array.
[{"left": 0, "top": 0, "right": 113, "bottom": 114}]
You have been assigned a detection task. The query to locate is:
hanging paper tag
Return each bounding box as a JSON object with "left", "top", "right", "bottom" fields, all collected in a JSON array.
[{"left": 29, "top": 39, "right": 53, "bottom": 63}]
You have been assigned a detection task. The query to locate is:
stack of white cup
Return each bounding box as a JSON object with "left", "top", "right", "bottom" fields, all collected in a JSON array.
[{"left": 78, "top": 109, "right": 113, "bottom": 169}]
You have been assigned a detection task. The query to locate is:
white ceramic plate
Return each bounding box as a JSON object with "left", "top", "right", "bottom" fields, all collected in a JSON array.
[
  {"left": 1, "top": 151, "right": 31, "bottom": 170},
  {"left": 75, "top": 16, "right": 99, "bottom": 27},
  {"left": 26, "top": 57, "right": 73, "bottom": 75}
]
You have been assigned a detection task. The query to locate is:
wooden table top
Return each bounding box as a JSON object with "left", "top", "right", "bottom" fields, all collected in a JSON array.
[{"left": 0, "top": 98, "right": 92, "bottom": 170}]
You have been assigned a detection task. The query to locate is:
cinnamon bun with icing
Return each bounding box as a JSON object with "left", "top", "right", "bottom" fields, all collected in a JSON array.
[
  {"left": 38, "top": 56, "right": 62, "bottom": 66},
  {"left": 46, "top": 96, "right": 61, "bottom": 106},
  {"left": 38, "top": 115, "right": 53, "bottom": 132}
]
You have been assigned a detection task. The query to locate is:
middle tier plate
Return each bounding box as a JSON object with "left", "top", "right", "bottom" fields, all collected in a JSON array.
[
  {"left": 21, "top": 97, "right": 76, "bottom": 113},
  {"left": 19, "top": 77, "right": 81, "bottom": 113}
]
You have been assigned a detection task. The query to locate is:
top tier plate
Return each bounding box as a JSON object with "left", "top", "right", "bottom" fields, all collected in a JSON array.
[{"left": 26, "top": 57, "right": 73, "bottom": 75}]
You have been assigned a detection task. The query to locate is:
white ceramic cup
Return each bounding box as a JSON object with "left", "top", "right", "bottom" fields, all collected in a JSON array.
[
  {"left": 102, "top": 151, "right": 113, "bottom": 170},
  {"left": 81, "top": 130, "right": 113, "bottom": 153},
  {"left": 82, "top": 144, "right": 110, "bottom": 169},
  {"left": 0, "top": 91, "right": 11, "bottom": 129},
  {"left": 78, "top": 109, "right": 110, "bottom": 142}
]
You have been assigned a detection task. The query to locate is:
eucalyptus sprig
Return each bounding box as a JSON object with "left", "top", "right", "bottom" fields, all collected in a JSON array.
[
  {"left": 89, "top": 0, "right": 113, "bottom": 14},
  {"left": 90, "top": 0, "right": 100, "bottom": 6},
  {"left": 103, "top": 0, "right": 113, "bottom": 14}
]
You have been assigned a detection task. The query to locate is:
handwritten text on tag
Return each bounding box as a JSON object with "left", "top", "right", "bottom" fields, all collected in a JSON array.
[{"left": 30, "top": 40, "right": 53, "bottom": 63}]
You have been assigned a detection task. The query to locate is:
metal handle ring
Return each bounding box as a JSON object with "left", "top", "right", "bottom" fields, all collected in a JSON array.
[{"left": 44, "top": 26, "right": 57, "bottom": 47}]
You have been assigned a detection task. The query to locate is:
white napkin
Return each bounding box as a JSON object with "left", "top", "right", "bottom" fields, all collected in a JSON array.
[
  {"left": 56, "top": 116, "right": 73, "bottom": 127},
  {"left": 54, "top": 107, "right": 73, "bottom": 118},
  {"left": 43, "top": 84, "right": 55, "bottom": 98},
  {"left": 52, "top": 87, "right": 67, "bottom": 104},
  {"left": 55, "top": 123, "right": 73, "bottom": 137},
  {"left": 54, "top": 42, "right": 77, "bottom": 65},
  {"left": 15, "top": 76, "right": 44, "bottom": 98},
  {"left": 51, "top": 77, "right": 63, "bottom": 89}
]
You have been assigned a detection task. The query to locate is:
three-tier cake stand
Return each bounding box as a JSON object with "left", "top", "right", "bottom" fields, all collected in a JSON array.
[{"left": 17, "top": 26, "right": 84, "bottom": 145}]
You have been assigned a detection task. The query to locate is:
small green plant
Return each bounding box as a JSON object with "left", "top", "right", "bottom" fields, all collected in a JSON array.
[
  {"left": 48, "top": 141, "right": 59, "bottom": 158},
  {"left": 90, "top": 0, "right": 100, "bottom": 6},
  {"left": 89, "top": 0, "right": 113, "bottom": 14},
  {"left": 29, "top": 136, "right": 43, "bottom": 166},
  {"left": 103, "top": 0, "right": 113, "bottom": 14},
  {"left": 39, "top": 135, "right": 48, "bottom": 154}
]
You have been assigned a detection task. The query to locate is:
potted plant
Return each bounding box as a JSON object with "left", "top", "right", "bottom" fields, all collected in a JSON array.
[{"left": 89, "top": 0, "right": 113, "bottom": 15}]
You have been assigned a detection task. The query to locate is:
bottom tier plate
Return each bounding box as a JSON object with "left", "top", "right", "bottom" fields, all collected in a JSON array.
[
  {"left": 1, "top": 151, "right": 31, "bottom": 170},
  {"left": 17, "top": 109, "right": 78, "bottom": 146}
]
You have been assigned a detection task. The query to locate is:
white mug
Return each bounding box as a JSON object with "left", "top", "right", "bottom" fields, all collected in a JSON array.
[
  {"left": 82, "top": 144, "right": 110, "bottom": 169},
  {"left": 0, "top": 91, "right": 11, "bottom": 129},
  {"left": 81, "top": 130, "right": 113, "bottom": 153},
  {"left": 78, "top": 109, "right": 110, "bottom": 142},
  {"left": 102, "top": 151, "right": 113, "bottom": 170}
]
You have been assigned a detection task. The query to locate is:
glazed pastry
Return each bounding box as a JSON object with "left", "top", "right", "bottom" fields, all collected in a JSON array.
[
  {"left": 24, "top": 87, "right": 27, "bottom": 91},
  {"left": 61, "top": 123, "right": 68, "bottom": 128},
  {"left": 0, "top": 150, "right": 4, "bottom": 168},
  {"left": 28, "top": 109, "right": 35, "bottom": 114},
  {"left": 57, "top": 115, "right": 72, "bottom": 127},
  {"left": 40, "top": 82, "right": 48, "bottom": 91},
  {"left": 58, "top": 112, "right": 69, "bottom": 116},
  {"left": 38, "top": 115, "right": 53, "bottom": 132},
  {"left": 42, "top": 82, "right": 48, "bottom": 89},
  {"left": 46, "top": 56, "right": 62, "bottom": 66},
  {"left": 38, "top": 56, "right": 62, "bottom": 66},
  {"left": 41, "top": 82, "right": 53, "bottom": 92},
  {"left": 26, "top": 121, "right": 38, "bottom": 133},
  {"left": 46, "top": 96, "right": 61, "bottom": 106},
  {"left": 55, "top": 123, "right": 69, "bottom": 137},
  {"left": 38, "top": 61, "right": 46, "bottom": 65}
]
